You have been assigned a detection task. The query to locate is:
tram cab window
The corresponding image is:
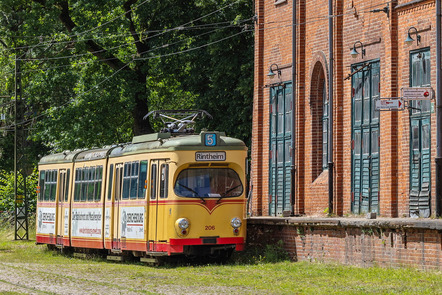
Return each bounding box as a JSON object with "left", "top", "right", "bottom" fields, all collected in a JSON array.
[{"left": 174, "top": 168, "right": 243, "bottom": 198}]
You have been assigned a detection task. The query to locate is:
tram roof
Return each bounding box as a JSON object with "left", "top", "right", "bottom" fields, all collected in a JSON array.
[{"left": 39, "top": 131, "right": 246, "bottom": 165}]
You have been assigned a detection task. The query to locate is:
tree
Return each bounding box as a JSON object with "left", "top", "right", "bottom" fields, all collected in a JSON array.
[{"left": 0, "top": 0, "right": 254, "bottom": 164}]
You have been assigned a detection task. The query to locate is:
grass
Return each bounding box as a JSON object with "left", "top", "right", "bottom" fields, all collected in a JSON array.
[{"left": 1, "top": 220, "right": 442, "bottom": 294}]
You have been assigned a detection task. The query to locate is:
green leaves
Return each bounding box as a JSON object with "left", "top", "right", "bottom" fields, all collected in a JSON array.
[
  {"left": 0, "top": 0, "right": 254, "bottom": 174},
  {"left": 0, "top": 169, "right": 38, "bottom": 213}
]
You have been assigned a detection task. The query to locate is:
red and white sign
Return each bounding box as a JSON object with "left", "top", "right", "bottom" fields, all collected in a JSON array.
[
  {"left": 375, "top": 99, "right": 405, "bottom": 111},
  {"left": 401, "top": 87, "right": 433, "bottom": 100}
]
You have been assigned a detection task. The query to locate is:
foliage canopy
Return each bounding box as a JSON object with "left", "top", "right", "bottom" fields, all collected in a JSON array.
[
  {"left": 0, "top": 0, "right": 254, "bottom": 212},
  {"left": 0, "top": 0, "right": 253, "bottom": 164}
]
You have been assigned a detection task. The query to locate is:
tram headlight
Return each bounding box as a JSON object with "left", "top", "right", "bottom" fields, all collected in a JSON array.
[
  {"left": 177, "top": 218, "right": 189, "bottom": 229},
  {"left": 231, "top": 217, "right": 242, "bottom": 229},
  {"left": 175, "top": 218, "right": 190, "bottom": 236}
]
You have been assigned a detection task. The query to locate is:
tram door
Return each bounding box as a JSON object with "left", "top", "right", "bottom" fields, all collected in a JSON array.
[
  {"left": 56, "top": 169, "right": 69, "bottom": 245},
  {"left": 148, "top": 159, "right": 169, "bottom": 252},
  {"left": 112, "top": 163, "right": 124, "bottom": 250}
]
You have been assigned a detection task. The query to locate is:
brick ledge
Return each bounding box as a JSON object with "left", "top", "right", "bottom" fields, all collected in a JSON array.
[{"left": 248, "top": 216, "right": 442, "bottom": 230}]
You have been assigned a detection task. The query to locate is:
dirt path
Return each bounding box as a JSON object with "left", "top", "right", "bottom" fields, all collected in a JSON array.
[{"left": 0, "top": 261, "right": 252, "bottom": 295}]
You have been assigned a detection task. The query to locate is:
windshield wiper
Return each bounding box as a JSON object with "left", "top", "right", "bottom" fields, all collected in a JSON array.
[
  {"left": 177, "top": 183, "right": 205, "bottom": 203},
  {"left": 215, "top": 184, "right": 243, "bottom": 203}
]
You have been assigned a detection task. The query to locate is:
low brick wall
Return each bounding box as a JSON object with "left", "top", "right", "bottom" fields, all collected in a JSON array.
[{"left": 247, "top": 217, "right": 442, "bottom": 270}]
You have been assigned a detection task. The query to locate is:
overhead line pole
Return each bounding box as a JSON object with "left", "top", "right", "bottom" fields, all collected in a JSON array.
[{"left": 14, "top": 56, "right": 29, "bottom": 240}]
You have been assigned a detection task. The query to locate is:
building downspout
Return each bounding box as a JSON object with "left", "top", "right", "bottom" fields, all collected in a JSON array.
[
  {"left": 435, "top": 0, "right": 442, "bottom": 217},
  {"left": 328, "top": 0, "right": 334, "bottom": 214},
  {"left": 291, "top": 0, "right": 297, "bottom": 215}
]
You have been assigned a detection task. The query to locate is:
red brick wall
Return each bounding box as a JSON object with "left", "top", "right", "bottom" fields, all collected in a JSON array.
[
  {"left": 248, "top": 217, "right": 442, "bottom": 269},
  {"left": 252, "top": 0, "right": 440, "bottom": 218}
]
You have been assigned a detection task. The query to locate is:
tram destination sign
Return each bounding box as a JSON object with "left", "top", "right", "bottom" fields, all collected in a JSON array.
[
  {"left": 401, "top": 87, "right": 434, "bottom": 100},
  {"left": 195, "top": 151, "right": 226, "bottom": 161},
  {"left": 375, "top": 98, "right": 405, "bottom": 111}
]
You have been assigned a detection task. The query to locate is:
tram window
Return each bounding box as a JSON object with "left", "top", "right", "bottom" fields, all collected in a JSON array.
[
  {"left": 107, "top": 164, "right": 114, "bottom": 201},
  {"left": 174, "top": 168, "right": 243, "bottom": 198},
  {"left": 150, "top": 164, "right": 157, "bottom": 199},
  {"left": 51, "top": 170, "right": 57, "bottom": 201},
  {"left": 95, "top": 166, "right": 103, "bottom": 202},
  {"left": 44, "top": 170, "right": 57, "bottom": 202},
  {"left": 122, "top": 163, "right": 131, "bottom": 200},
  {"left": 138, "top": 161, "right": 148, "bottom": 199},
  {"left": 38, "top": 170, "right": 45, "bottom": 201},
  {"left": 65, "top": 169, "right": 70, "bottom": 202},
  {"left": 159, "top": 164, "right": 169, "bottom": 199},
  {"left": 81, "top": 168, "right": 88, "bottom": 202},
  {"left": 74, "top": 169, "right": 81, "bottom": 202},
  {"left": 130, "top": 162, "right": 139, "bottom": 199},
  {"left": 87, "top": 167, "right": 95, "bottom": 201},
  {"left": 44, "top": 171, "right": 50, "bottom": 201}
]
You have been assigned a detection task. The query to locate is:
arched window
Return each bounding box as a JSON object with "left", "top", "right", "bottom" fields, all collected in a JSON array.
[{"left": 310, "top": 62, "right": 327, "bottom": 180}]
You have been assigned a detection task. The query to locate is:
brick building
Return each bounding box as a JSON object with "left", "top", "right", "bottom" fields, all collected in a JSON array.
[{"left": 252, "top": 0, "right": 442, "bottom": 219}]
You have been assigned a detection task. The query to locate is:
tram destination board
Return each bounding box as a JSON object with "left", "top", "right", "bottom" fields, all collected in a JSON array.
[
  {"left": 401, "top": 87, "right": 434, "bottom": 100},
  {"left": 375, "top": 98, "right": 405, "bottom": 111}
]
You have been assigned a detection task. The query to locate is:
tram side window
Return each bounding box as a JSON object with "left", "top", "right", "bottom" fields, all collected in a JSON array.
[
  {"left": 130, "top": 162, "right": 139, "bottom": 199},
  {"left": 74, "top": 169, "right": 81, "bottom": 202},
  {"left": 122, "top": 161, "right": 148, "bottom": 200},
  {"left": 64, "top": 169, "right": 70, "bottom": 202},
  {"left": 159, "top": 164, "right": 169, "bottom": 198},
  {"left": 38, "top": 170, "right": 45, "bottom": 201},
  {"left": 95, "top": 166, "right": 103, "bottom": 201},
  {"left": 44, "top": 170, "right": 57, "bottom": 201},
  {"left": 107, "top": 164, "right": 114, "bottom": 201},
  {"left": 87, "top": 167, "right": 95, "bottom": 201},
  {"left": 150, "top": 164, "right": 157, "bottom": 199},
  {"left": 138, "top": 161, "right": 148, "bottom": 199},
  {"left": 81, "top": 168, "right": 88, "bottom": 202},
  {"left": 122, "top": 162, "right": 131, "bottom": 200},
  {"left": 74, "top": 166, "right": 103, "bottom": 202}
]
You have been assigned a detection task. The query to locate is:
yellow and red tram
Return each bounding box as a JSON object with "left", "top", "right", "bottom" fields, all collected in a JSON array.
[{"left": 36, "top": 129, "right": 247, "bottom": 262}]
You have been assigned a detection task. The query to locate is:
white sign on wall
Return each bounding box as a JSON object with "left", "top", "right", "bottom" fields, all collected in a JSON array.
[
  {"left": 375, "top": 99, "right": 405, "bottom": 111},
  {"left": 401, "top": 87, "right": 434, "bottom": 100}
]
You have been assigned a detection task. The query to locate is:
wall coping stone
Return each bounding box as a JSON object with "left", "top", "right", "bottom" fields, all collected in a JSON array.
[{"left": 248, "top": 217, "right": 442, "bottom": 230}]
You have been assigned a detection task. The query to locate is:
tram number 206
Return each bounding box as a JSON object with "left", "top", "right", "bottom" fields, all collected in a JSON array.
[{"left": 205, "top": 225, "right": 215, "bottom": 230}]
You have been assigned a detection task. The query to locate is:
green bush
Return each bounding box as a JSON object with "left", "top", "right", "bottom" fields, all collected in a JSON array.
[
  {"left": 0, "top": 169, "right": 38, "bottom": 214},
  {"left": 232, "top": 240, "right": 290, "bottom": 264}
]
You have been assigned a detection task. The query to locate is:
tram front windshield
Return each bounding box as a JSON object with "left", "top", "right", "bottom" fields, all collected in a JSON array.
[{"left": 174, "top": 168, "right": 243, "bottom": 198}]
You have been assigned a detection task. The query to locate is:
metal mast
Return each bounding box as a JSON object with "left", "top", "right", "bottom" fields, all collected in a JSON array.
[{"left": 14, "top": 56, "right": 29, "bottom": 240}]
